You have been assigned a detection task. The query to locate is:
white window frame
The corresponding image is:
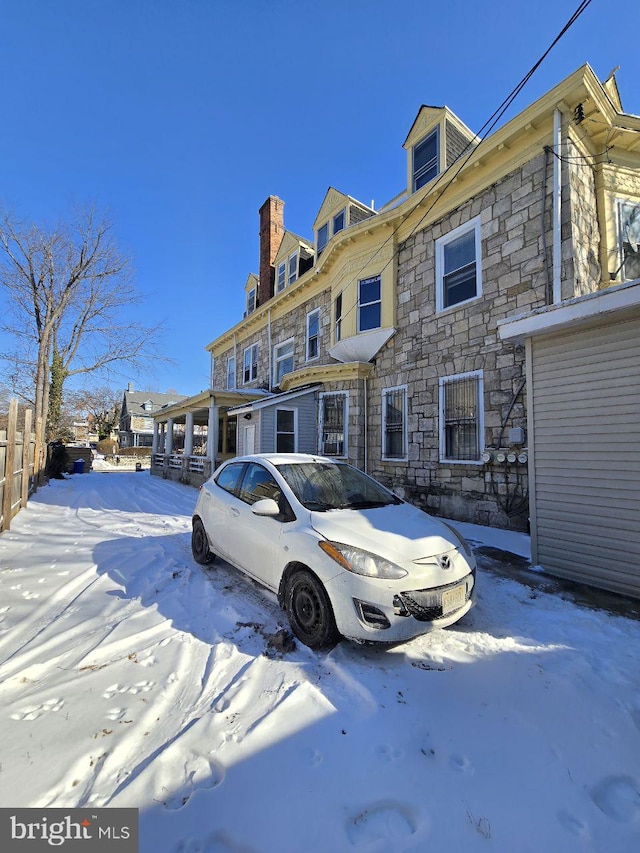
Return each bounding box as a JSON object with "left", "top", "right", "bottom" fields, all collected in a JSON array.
[
  {"left": 333, "top": 208, "right": 346, "bottom": 235},
  {"left": 243, "top": 343, "right": 259, "bottom": 385},
  {"left": 334, "top": 292, "right": 343, "bottom": 342},
  {"left": 306, "top": 308, "right": 320, "bottom": 361},
  {"left": 317, "top": 222, "right": 329, "bottom": 256},
  {"left": 357, "top": 274, "right": 382, "bottom": 332},
  {"left": 616, "top": 198, "right": 640, "bottom": 282},
  {"left": 439, "top": 370, "right": 484, "bottom": 465},
  {"left": 413, "top": 127, "right": 439, "bottom": 192},
  {"left": 247, "top": 287, "right": 256, "bottom": 314},
  {"left": 273, "top": 338, "right": 294, "bottom": 387},
  {"left": 435, "top": 217, "right": 482, "bottom": 313},
  {"left": 276, "top": 261, "right": 286, "bottom": 292},
  {"left": 226, "top": 355, "right": 236, "bottom": 390},
  {"left": 381, "top": 385, "right": 408, "bottom": 462},
  {"left": 287, "top": 252, "right": 298, "bottom": 286},
  {"left": 318, "top": 391, "right": 348, "bottom": 458},
  {"left": 275, "top": 407, "right": 297, "bottom": 453}
]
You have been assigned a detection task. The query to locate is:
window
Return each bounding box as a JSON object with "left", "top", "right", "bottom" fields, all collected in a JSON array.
[
  {"left": 439, "top": 371, "right": 484, "bottom": 463},
  {"left": 334, "top": 292, "right": 343, "bottom": 342},
  {"left": 243, "top": 343, "right": 258, "bottom": 384},
  {"left": 333, "top": 208, "right": 346, "bottom": 235},
  {"left": 247, "top": 287, "right": 256, "bottom": 315},
  {"left": 306, "top": 309, "right": 320, "bottom": 361},
  {"left": 273, "top": 339, "right": 294, "bottom": 386},
  {"left": 317, "top": 222, "right": 329, "bottom": 256},
  {"left": 382, "top": 386, "right": 407, "bottom": 460},
  {"left": 275, "top": 409, "right": 296, "bottom": 453},
  {"left": 288, "top": 252, "right": 298, "bottom": 286},
  {"left": 413, "top": 128, "right": 439, "bottom": 191},
  {"left": 319, "top": 392, "right": 348, "bottom": 456},
  {"left": 226, "top": 356, "right": 236, "bottom": 390},
  {"left": 277, "top": 261, "right": 286, "bottom": 292},
  {"left": 239, "top": 463, "right": 282, "bottom": 505},
  {"left": 618, "top": 200, "right": 640, "bottom": 281},
  {"left": 436, "top": 218, "right": 482, "bottom": 311},
  {"left": 215, "top": 462, "right": 245, "bottom": 495},
  {"left": 358, "top": 275, "right": 381, "bottom": 331}
]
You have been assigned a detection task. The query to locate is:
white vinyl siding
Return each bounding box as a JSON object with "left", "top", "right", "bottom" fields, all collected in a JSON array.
[{"left": 530, "top": 317, "right": 640, "bottom": 598}]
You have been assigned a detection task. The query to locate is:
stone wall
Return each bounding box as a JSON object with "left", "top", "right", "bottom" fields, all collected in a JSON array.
[{"left": 565, "top": 133, "right": 602, "bottom": 296}]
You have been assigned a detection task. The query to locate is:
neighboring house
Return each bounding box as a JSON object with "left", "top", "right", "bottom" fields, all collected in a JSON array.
[
  {"left": 152, "top": 64, "right": 640, "bottom": 530},
  {"left": 499, "top": 278, "right": 640, "bottom": 598},
  {"left": 119, "top": 385, "right": 187, "bottom": 449}
]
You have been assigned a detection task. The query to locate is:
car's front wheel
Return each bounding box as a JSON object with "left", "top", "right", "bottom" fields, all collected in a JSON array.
[
  {"left": 285, "top": 569, "right": 339, "bottom": 650},
  {"left": 191, "top": 517, "right": 216, "bottom": 565}
]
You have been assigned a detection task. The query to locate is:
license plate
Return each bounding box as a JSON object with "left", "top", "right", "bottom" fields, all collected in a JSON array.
[{"left": 442, "top": 583, "right": 466, "bottom": 615}]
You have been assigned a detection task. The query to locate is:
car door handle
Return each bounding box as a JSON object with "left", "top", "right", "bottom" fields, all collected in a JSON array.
[{"left": 230, "top": 507, "right": 240, "bottom": 517}]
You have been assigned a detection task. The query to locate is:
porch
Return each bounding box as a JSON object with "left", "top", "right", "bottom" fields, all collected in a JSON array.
[{"left": 150, "top": 388, "right": 268, "bottom": 487}]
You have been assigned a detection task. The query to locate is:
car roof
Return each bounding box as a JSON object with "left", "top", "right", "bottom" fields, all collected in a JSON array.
[{"left": 227, "top": 453, "right": 340, "bottom": 466}]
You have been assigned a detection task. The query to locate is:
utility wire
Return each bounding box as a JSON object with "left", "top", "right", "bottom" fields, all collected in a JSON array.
[{"left": 310, "top": 0, "right": 594, "bottom": 334}]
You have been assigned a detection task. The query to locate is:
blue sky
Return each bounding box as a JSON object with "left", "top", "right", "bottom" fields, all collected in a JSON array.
[{"left": 0, "top": 0, "right": 633, "bottom": 398}]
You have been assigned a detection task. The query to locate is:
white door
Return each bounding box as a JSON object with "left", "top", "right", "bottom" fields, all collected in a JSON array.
[{"left": 243, "top": 424, "right": 255, "bottom": 455}]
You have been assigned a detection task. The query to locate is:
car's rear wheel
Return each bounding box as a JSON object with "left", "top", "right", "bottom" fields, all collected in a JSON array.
[
  {"left": 285, "top": 569, "right": 339, "bottom": 650},
  {"left": 191, "top": 517, "right": 215, "bottom": 565}
]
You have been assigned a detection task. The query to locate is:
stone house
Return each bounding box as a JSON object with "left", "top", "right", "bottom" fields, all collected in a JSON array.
[
  {"left": 152, "top": 64, "right": 640, "bottom": 530},
  {"left": 119, "top": 385, "right": 186, "bottom": 449}
]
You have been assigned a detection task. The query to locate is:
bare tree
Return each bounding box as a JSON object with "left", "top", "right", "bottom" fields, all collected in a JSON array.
[
  {"left": 67, "top": 385, "right": 122, "bottom": 440},
  {"left": 0, "top": 206, "right": 166, "bottom": 463}
]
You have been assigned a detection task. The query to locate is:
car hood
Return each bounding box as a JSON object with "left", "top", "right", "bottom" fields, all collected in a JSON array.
[{"left": 309, "top": 502, "right": 458, "bottom": 564}]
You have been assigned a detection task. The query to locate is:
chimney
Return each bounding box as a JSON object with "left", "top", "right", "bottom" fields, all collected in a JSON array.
[
  {"left": 258, "top": 196, "right": 284, "bottom": 306},
  {"left": 127, "top": 382, "right": 134, "bottom": 393}
]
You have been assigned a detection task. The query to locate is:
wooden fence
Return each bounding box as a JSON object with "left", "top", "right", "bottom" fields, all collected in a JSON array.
[{"left": 0, "top": 399, "right": 39, "bottom": 533}]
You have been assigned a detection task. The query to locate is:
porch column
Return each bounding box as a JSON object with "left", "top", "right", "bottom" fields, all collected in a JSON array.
[
  {"left": 184, "top": 412, "right": 194, "bottom": 457},
  {"left": 206, "top": 403, "right": 219, "bottom": 466},
  {"left": 152, "top": 421, "right": 159, "bottom": 455},
  {"left": 166, "top": 418, "right": 174, "bottom": 456}
]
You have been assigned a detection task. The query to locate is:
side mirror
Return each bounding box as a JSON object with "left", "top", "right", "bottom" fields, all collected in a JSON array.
[{"left": 251, "top": 498, "right": 280, "bottom": 517}]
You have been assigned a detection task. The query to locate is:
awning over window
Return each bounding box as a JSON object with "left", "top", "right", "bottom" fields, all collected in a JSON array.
[{"left": 328, "top": 327, "right": 395, "bottom": 363}]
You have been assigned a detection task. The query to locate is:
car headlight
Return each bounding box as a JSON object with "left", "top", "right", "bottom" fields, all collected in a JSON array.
[
  {"left": 319, "top": 541, "right": 408, "bottom": 579},
  {"left": 441, "top": 522, "right": 474, "bottom": 559}
]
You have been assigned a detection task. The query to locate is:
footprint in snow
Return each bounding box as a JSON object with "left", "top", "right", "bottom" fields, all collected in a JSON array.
[
  {"left": 161, "top": 752, "right": 225, "bottom": 810},
  {"left": 591, "top": 775, "right": 640, "bottom": 822},
  {"left": 102, "top": 681, "right": 154, "bottom": 699},
  {"left": 346, "top": 801, "right": 419, "bottom": 846},
  {"left": 11, "top": 698, "right": 65, "bottom": 721},
  {"left": 557, "top": 810, "right": 591, "bottom": 841},
  {"left": 375, "top": 744, "right": 403, "bottom": 762},
  {"left": 449, "top": 753, "right": 474, "bottom": 775}
]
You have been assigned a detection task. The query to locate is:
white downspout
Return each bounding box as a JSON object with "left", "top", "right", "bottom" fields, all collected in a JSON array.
[
  {"left": 268, "top": 308, "right": 272, "bottom": 389},
  {"left": 552, "top": 108, "right": 562, "bottom": 304},
  {"left": 363, "top": 377, "right": 368, "bottom": 474}
]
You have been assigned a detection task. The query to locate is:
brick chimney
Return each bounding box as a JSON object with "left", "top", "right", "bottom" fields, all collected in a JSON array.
[{"left": 258, "top": 196, "right": 284, "bottom": 306}]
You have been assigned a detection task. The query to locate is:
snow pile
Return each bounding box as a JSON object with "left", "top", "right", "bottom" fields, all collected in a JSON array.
[{"left": 0, "top": 473, "right": 639, "bottom": 852}]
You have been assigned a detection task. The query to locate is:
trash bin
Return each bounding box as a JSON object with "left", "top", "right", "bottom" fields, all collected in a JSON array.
[
  {"left": 73, "top": 458, "right": 85, "bottom": 474},
  {"left": 135, "top": 462, "right": 142, "bottom": 472}
]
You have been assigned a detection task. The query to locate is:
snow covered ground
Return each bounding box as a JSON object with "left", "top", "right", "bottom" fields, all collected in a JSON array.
[{"left": 0, "top": 471, "right": 639, "bottom": 852}]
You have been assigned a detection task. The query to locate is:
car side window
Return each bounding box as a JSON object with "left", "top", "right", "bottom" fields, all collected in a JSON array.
[
  {"left": 238, "top": 463, "right": 282, "bottom": 506},
  {"left": 215, "top": 462, "right": 245, "bottom": 495}
]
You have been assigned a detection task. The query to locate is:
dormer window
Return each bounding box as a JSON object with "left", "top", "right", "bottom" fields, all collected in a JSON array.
[
  {"left": 333, "top": 209, "right": 345, "bottom": 235},
  {"left": 277, "top": 261, "right": 286, "bottom": 292},
  {"left": 247, "top": 287, "right": 256, "bottom": 314},
  {"left": 142, "top": 401, "right": 153, "bottom": 412},
  {"left": 317, "top": 222, "right": 329, "bottom": 256},
  {"left": 288, "top": 252, "right": 298, "bottom": 286},
  {"left": 413, "top": 127, "right": 439, "bottom": 191}
]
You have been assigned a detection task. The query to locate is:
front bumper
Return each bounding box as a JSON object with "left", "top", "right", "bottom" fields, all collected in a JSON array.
[{"left": 326, "top": 569, "right": 477, "bottom": 644}]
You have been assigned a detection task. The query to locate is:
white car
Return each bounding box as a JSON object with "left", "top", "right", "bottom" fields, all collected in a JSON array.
[{"left": 192, "top": 454, "right": 476, "bottom": 649}]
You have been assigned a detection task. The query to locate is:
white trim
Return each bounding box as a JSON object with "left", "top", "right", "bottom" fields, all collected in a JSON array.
[
  {"left": 435, "top": 216, "right": 482, "bottom": 313},
  {"left": 287, "top": 252, "right": 298, "bottom": 286},
  {"left": 438, "top": 370, "right": 484, "bottom": 465},
  {"left": 318, "top": 391, "right": 349, "bottom": 458},
  {"left": 381, "top": 384, "right": 408, "bottom": 462},
  {"left": 552, "top": 108, "right": 562, "bottom": 304},
  {"left": 357, "top": 274, "right": 382, "bottom": 333},
  {"left": 272, "top": 337, "right": 295, "bottom": 387},
  {"left": 306, "top": 308, "right": 320, "bottom": 362},
  {"left": 276, "top": 260, "right": 286, "bottom": 293},
  {"left": 242, "top": 342, "right": 259, "bottom": 385},
  {"left": 412, "top": 126, "right": 439, "bottom": 193},
  {"left": 275, "top": 406, "right": 298, "bottom": 453},
  {"left": 246, "top": 287, "right": 256, "bottom": 314}
]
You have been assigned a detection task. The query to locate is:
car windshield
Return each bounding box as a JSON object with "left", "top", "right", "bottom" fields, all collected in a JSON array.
[{"left": 276, "top": 461, "right": 402, "bottom": 511}]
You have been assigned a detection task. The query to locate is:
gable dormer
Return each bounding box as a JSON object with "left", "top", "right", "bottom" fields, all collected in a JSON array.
[
  {"left": 244, "top": 272, "right": 259, "bottom": 316},
  {"left": 404, "top": 106, "right": 479, "bottom": 195},
  {"left": 313, "top": 188, "right": 376, "bottom": 259},
  {"left": 273, "top": 231, "right": 314, "bottom": 293}
]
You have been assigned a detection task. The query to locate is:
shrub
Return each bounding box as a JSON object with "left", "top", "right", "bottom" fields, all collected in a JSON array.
[
  {"left": 119, "top": 446, "right": 152, "bottom": 457},
  {"left": 97, "top": 438, "right": 119, "bottom": 455}
]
